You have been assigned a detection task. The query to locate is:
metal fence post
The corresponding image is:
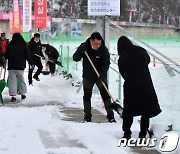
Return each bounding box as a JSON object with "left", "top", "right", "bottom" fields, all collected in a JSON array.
[
  {"left": 118, "top": 74, "right": 121, "bottom": 100},
  {"left": 103, "top": 16, "right": 110, "bottom": 84},
  {"left": 67, "top": 46, "right": 70, "bottom": 73}
]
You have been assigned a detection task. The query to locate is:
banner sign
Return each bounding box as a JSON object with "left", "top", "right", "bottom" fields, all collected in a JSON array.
[
  {"left": 88, "top": 0, "right": 120, "bottom": 16},
  {"left": 13, "top": 0, "right": 20, "bottom": 32},
  {"left": 23, "top": 0, "right": 32, "bottom": 32},
  {"left": 9, "top": 10, "right": 14, "bottom": 34},
  {"left": 34, "top": 0, "right": 47, "bottom": 29}
]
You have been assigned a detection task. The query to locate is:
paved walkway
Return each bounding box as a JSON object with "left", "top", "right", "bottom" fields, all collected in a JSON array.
[
  {"left": 61, "top": 107, "right": 161, "bottom": 154},
  {"left": 1, "top": 99, "right": 161, "bottom": 154}
]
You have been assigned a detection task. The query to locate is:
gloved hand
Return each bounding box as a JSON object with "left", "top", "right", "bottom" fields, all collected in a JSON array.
[
  {"left": 29, "top": 64, "right": 35, "bottom": 70},
  {"left": 98, "top": 74, "right": 105, "bottom": 82},
  {"left": 79, "top": 44, "right": 86, "bottom": 54}
]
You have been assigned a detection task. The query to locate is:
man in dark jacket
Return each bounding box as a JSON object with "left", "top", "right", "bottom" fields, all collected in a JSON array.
[
  {"left": 73, "top": 32, "right": 115, "bottom": 123},
  {"left": 41, "top": 44, "right": 59, "bottom": 75},
  {"left": 117, "top": 36, "right": 162, "bottom": 139},
  {"left": 28, "top": 33, "right": 44, "bottom": 84}
]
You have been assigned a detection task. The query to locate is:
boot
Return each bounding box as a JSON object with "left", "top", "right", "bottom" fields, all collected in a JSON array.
[
  {"left": 11, "top": 97, "right": 16, "bottom": 102},
  {"left": 82, "top": 116, "right": 91, "bottom": 123},
  {"left": 138, "top": 131, "right": 147, "bottom": 138},
  {"left": 21, "top": 95, "right": 26, "bottom": 100},
  {"left": 83, "top": 101, "right": 92, "bottom": 122},
  {"left": 33, "top": 76, "right": 40, "bottom": 81},
  {"left": 107, "top": 114, "right": 116, "bottom": 123}
]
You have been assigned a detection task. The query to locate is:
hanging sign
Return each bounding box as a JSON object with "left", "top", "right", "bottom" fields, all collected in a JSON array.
[
  {"left": 23, "top": 0, "right": 32, "bottom": 32},
  {"left": 88, "top": 0, "right": 120, "bottom": 16},
  {"left": 34, "top": 0, "right": 47, "bottom": 28}
]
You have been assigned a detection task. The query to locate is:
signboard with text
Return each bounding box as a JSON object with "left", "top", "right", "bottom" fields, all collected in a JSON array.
[
  {"left": 23, "top": 0, "right": 32, "bottom": 32},
  {"left": 13, "top": 0, "right": 20, "bottom": 32},
  {"left": 88, "top": 0, "right": 120, "bottom": 16},
  {"left": 34, "top": 0, "right": 47, "bottom": 29}
]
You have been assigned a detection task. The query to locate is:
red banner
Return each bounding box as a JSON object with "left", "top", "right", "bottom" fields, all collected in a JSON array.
[
  {"left": 13, "top": 0, "right": 20, "bottom": 32},
  {"left": 34, "top": 0, "right": 47, "bottom": 29}
]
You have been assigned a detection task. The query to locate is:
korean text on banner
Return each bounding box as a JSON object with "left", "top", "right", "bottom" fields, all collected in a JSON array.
[
  {"left": 88, "top": 0, "right": 120, "bottom": 16},
  {"left": 13, "top": 0, "right": 20, "bottom": 32},
  {"left": 23, "top": 0, "right": 32, "bottom": 32},
  {"left": 34, "top": 0, "right": 47, "bottom": 29}
]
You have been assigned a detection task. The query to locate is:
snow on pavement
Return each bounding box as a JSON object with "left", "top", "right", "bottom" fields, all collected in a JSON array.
[
  {"left": 0, "top": 73, "right": 179, "bottom": 154},
  {"left": 0, "top": 73, "right": 130, "bottom": 154}
]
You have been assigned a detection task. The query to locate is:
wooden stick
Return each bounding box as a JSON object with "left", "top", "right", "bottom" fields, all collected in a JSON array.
[
  {"left": 34, "top": 54, "right": 54, "bottom": 63},
  {"left": 84, "top": 51, "right": 115, "bottom": 102}
]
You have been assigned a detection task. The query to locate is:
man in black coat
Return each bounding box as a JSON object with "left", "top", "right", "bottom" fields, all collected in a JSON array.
[
  {"left": 41, "top": 44, "right": 59, "bottom": 75},
  {"left": 117, "top": 36, "right": 162, "bottom": 139},
  {"left": 73, "top": 32, "right": 115, "bottom": 123},
  {"left": 28, "top": 33, "right": 44, "bottom": 84}
]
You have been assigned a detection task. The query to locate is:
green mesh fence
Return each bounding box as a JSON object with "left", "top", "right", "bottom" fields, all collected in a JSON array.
[
  {"left": 21, "top": 30, "right": 180, "bottom": 75},
  {"left": 21, "top": 32, "right": 31, "bottom": 42}
]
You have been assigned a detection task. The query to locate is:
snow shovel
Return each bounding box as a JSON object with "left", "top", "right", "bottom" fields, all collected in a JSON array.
[
  {"left": 0, "top": 62, "right": 7, "bottom": 105},
  {"left": 34, "top": 54, "right": 63, "bottom": 67},
  {"left": 84, "top": 51, "right": 123, "bottom": 116}
]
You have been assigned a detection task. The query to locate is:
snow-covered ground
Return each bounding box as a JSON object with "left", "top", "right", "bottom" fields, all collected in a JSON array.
[
  {"left": 0, "top": 71, "right": 179, "bottom": 154},
  {"left": 55, "top": 39, "right": 180, "bottom": 131},
  {"left": 0, "top": 37, "right": 179, "bottom": 153}
]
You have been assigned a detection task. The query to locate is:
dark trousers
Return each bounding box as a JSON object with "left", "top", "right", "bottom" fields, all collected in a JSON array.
[
  {"left": 122, "top": 115, "right": 149, "bottom": 137},
  {"left": 83, "top": 77, "right": 114, "bottom": 118},
  {"left": 49, "top": 62, "right": 56, "bottom": 74},
  {"left": 28, "top": 60, "right": 43, "bottom": 83}
]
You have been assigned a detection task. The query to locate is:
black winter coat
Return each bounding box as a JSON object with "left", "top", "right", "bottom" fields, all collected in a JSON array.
[
  {"left": 45, "top": 44, "right": 59, "bottom": 61},
  {"left": 5, "top": 43, "right": 33, "bottom": 70},
  {"left": 117, "top": 36, "right": 161, "bottom": 118},
  {"left": 73, "top": 38, "right": 110, "bottom": 81},
  {"left": 28, "top": 38, "right": 43, "bottom": 63}
]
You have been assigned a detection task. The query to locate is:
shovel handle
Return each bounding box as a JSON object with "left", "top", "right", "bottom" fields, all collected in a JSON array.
[
  {"left": 84, "top": 51, "right": 100, "bottom": 77},
  {"left": 100, "top": 80, "right": 115, "bottom": 102},
  {"left": 84, "top": 51, "right": 115, "bottom": 102},
  {"left": 3, "top": 60, "right": 7, "bottom": 80},
  {"left": 34, "top": 54, "right": 54, "bottom": 63}
]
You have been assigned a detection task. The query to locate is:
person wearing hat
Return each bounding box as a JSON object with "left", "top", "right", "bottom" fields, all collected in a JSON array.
[
  {"left": 0, "top": 32, "right": 9, "bottom": 67},
  {"left": 28, "top": 33, "right": 44, "bottom": 85}
]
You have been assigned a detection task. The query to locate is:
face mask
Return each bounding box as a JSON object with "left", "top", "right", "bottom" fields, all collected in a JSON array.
[{"left": 91, "top": 45, "right": 98, "bottom": 50}]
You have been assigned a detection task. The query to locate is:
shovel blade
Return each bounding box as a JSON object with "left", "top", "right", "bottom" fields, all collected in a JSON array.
[
  {"left": 109, "top": 102, "right": 123, "bottom": 117},
  {"left": 55, "top": 61, "right": 63, "bottom": 67}
]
